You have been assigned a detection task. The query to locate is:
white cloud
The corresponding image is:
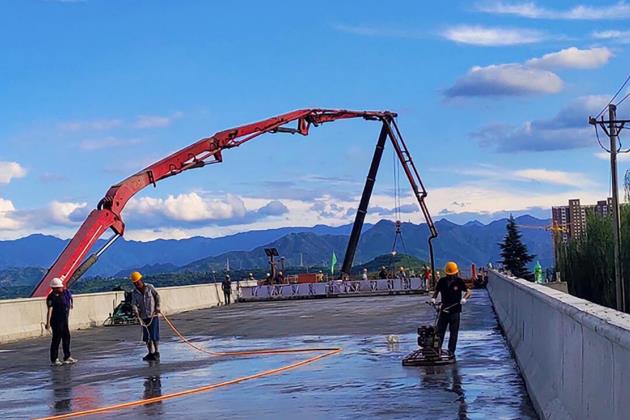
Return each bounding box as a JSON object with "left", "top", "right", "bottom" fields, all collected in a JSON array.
[
  {"left": 0, "top": 183, "right": 604, "bottom": 241},
  {"left": 46, "top": 201, "right": 88, "bottom": 226},
  {"left": 456, "top": 165, "right": 596, "bottom": 187},
  {"left": 471, "top": 95, "right": 609, "bottom": 151},
  {"left": 123, "top": 185, "right": 603, "bottom": 240},
  {"left": 0, "top": 198, "right": 87, "bottom": 235},
  {"left": 445, "top": 46, "right": 614, "bottom": 98},
  {"left": 442, "top": 25, "right": 545, "bottom": 46},
  {"left": 595, "top": 151, "right": 630, "bottom": 161},
  {"left": 429, "top": 184, "right": 605, "bottom": 219},
  {"left": 476, "top": 1, "right": 630, "bottom": 20},
  {"left": 124, "top": 192, "right": 290, "bottom": 228},
  {"left": 332, "top": 23, "right": 424, "bottom": 38},
  {"left": 0, "top": 161, "right": 27, "bottom": 184},
  {"left": 0, "top": 198, "right": 21, "bottom": 230},
  {"left": 79, "top": 137, "right": 144, "bottom": 151},
  {"left": 592, "top": 29, "right": 630, "bottom": 43},
  {"left": 58, "top": 112, "right": 181, "bottom": 134},
  {"left": 526, "top": 47, "right": 613, "bottom": 69},
  {"left": 512, "top": 169, "right": 594, "bottom": 187},
  {"left": 128, "top": 193, "right": 247, "bottom": 223},
  {"left": 39, "top": 172, "right": 67, "bottom": 184},
  {"left": 445, "top": 63, "right": 563, "bottom": 97},
  {"left": 133, "top": 112, "right": 182, "bottom": 129},
  {"left": 58, "top": 119, "right": 122, "bottom": 132},
  {"left": 0, "top": 196, "right": 96, "bottom": 241}
]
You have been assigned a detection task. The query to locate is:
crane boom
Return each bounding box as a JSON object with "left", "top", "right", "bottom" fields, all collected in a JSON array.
[{"left": 31, "top": 109, "right": 436, "bottom": 297}]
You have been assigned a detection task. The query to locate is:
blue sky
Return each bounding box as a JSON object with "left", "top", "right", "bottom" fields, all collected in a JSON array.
[{"left": 2, "top": 0, "right": 630, "bottom": 240}]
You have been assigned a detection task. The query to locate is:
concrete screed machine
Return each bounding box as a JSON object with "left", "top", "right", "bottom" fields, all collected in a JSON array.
[{"left": 29, "top": 108, "right": 446, "bottom": 366}]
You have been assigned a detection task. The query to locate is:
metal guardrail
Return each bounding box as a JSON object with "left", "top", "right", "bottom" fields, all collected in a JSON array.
[{"left": 239, "top": 277, "right": 428, "bottom": 301}]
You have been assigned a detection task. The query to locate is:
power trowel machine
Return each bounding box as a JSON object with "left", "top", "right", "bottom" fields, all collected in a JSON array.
[{"left": 402, "top": 301, "right": 457, "bottom": 367}]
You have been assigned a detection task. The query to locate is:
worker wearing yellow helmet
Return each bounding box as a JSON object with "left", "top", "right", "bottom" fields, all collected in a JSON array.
[
  {"left": 130, "top": 271, "right": 162, "bottom": 362},
  {"left": 430, "top": 261, "right": 472, "bottom": 356}
]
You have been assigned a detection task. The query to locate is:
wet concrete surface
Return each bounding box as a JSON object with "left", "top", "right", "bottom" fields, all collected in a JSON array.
[{"left": 0, "top": 291, "right": 537, "bottom": 419}]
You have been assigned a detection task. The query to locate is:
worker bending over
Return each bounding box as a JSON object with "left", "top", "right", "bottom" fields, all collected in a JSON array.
[
  {"left": 431, "top": 261, "right": 472, "bottom": 356},
  {"left": 130, "top": 271, "right": 161, "bottom": 361},
  {"left": 45, "top": 278, "right": 77, "bottom": 366}
]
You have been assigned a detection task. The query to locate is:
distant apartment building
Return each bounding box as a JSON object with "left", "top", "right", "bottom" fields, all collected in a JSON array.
[{"left": 552, "top": 198, "right": 613, "bottom": 242}]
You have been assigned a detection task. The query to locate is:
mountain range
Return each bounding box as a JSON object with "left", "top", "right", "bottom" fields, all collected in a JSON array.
[
  {"left": 0, "top": 215, "right": 552, "bottom": 288},
  {"left": 0, "top": 223, "right": 369, "bottom": 277}
]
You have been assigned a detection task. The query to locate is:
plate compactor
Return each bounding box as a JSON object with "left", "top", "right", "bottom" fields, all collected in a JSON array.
[
  {"left": 402, "top": 301, "right": 456, "bottom": 367},
  {"left": 104, "top": 291, "right": 138, "bottom": 326}
]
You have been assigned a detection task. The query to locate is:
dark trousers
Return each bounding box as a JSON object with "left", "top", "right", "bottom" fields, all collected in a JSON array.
[
  {"left": 50, "top": 320, "right": 71, "bottom": 362},
  {"left": 223, "top": 290, "right": 231, "bottom": 304},
  {"left": 436, "top": 312, "right": 461, "bottom": 354}
]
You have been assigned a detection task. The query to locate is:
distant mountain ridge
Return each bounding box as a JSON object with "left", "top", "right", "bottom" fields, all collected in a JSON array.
[
  {"left": 0, "top": 223, "right": 371, "bottom": 277},
  {"left": 0, "top": 216, "right": 552, "bottom": 287}
]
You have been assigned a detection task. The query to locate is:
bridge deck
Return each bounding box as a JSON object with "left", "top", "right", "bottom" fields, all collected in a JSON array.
[{"left": 0, "top": 291, "right": 536, "bottom": 419}]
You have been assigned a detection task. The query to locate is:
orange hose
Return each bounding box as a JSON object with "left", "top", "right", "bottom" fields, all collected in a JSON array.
[{"left": 36, "top": 313, "right": 341, "bottom": 420}]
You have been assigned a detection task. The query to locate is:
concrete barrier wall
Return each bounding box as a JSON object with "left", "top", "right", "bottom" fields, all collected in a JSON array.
[
  {"left": 488, "top": 270, "right": 630, "bottom": 420},
  {"left": 0, "top": 281, "right": 254, "bottom": 344}
]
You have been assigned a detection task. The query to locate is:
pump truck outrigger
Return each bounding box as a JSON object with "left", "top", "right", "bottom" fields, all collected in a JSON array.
[{"left": 30, "top": 109, "right": 438, "bottom": 303}]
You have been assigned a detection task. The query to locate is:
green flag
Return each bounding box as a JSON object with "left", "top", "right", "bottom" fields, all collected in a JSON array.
[{"left": 330, "top": 251, "right": 337, "bottom": 275}]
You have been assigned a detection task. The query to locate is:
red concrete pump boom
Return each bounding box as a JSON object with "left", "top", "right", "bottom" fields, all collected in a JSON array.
[{"left": 31, "top": 109, "right": 437, "bottom": 297}]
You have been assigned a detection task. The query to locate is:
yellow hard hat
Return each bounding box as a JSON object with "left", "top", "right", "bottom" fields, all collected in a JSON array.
[
  {"left": 130, "top": 271, "right": 143, "bottom": 283},
  {"left": 444, "top": 262, "right": 459, "bottom": 276}
]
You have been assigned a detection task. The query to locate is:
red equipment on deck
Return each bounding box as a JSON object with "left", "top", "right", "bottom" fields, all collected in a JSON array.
[{"left": 31, "top": 109, "right": 437, "bottom": 297}]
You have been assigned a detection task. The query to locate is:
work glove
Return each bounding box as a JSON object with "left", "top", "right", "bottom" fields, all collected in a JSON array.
[
  {"left": 460, "top": 298, "right": 467, "bottom": 305},
  {"left": 430, "top": 298, "right": 436, "bottom": 304}
]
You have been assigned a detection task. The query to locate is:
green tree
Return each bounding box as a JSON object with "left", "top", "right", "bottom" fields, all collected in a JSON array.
[
  {"left": 557, "top": 209, "right": 627, "bottom": 310},
  {"left": 499, "top": 215, "right": 535, "bottom": 279}
]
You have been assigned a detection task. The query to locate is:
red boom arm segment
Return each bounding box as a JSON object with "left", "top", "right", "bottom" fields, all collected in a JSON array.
[{"left": 31, "top": 109, "right": 397, "bottom": 297}]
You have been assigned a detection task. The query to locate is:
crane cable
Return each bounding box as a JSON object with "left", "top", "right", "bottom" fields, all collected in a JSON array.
[
  {"left": 36, "top": 312, "right": 341, "bottom": 420},
  {"left": 391, "top": 150, "right": 407, "bottom": 255}
]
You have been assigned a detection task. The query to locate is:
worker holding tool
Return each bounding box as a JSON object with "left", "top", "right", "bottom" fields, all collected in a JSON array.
[
  {"left": 431, "top": 261, "right": 471, "bottom": 356},
  {"left": 45, "top": 277, "right": 77, "bottom": 366},
  {"left": 130, "top": 271, "right": 161, "bottom": 361},
  {"left": 222, "top": 274, "right": 232, "bottom": 305}
]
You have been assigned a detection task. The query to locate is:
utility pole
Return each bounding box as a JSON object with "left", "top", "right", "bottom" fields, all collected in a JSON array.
[
  {"left": 589, "top": 104, "right": 629, "bottom": 312},
  {"left": 609, "top": 104, "right": 624, "bottom": 313}
]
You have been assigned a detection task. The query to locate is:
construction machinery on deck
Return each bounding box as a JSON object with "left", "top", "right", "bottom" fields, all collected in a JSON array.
[{"left": 31, "top": 109, "right": 438, "bottom": 297}]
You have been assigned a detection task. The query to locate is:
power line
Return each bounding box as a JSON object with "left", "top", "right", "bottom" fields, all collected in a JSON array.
[
  {"left": 595, "top": 124, "right": 611, "bottom": 153},
  {"left": 617, "top": 90, "right": 630, "bottom": 108},
  {"left": 597, "top": 74, "right": 630, "bottom": 119}
]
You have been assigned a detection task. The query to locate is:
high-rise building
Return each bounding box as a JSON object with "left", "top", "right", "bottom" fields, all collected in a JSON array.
[{"left": 552, "top": 198, "right": 613, "bottom": 243}]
